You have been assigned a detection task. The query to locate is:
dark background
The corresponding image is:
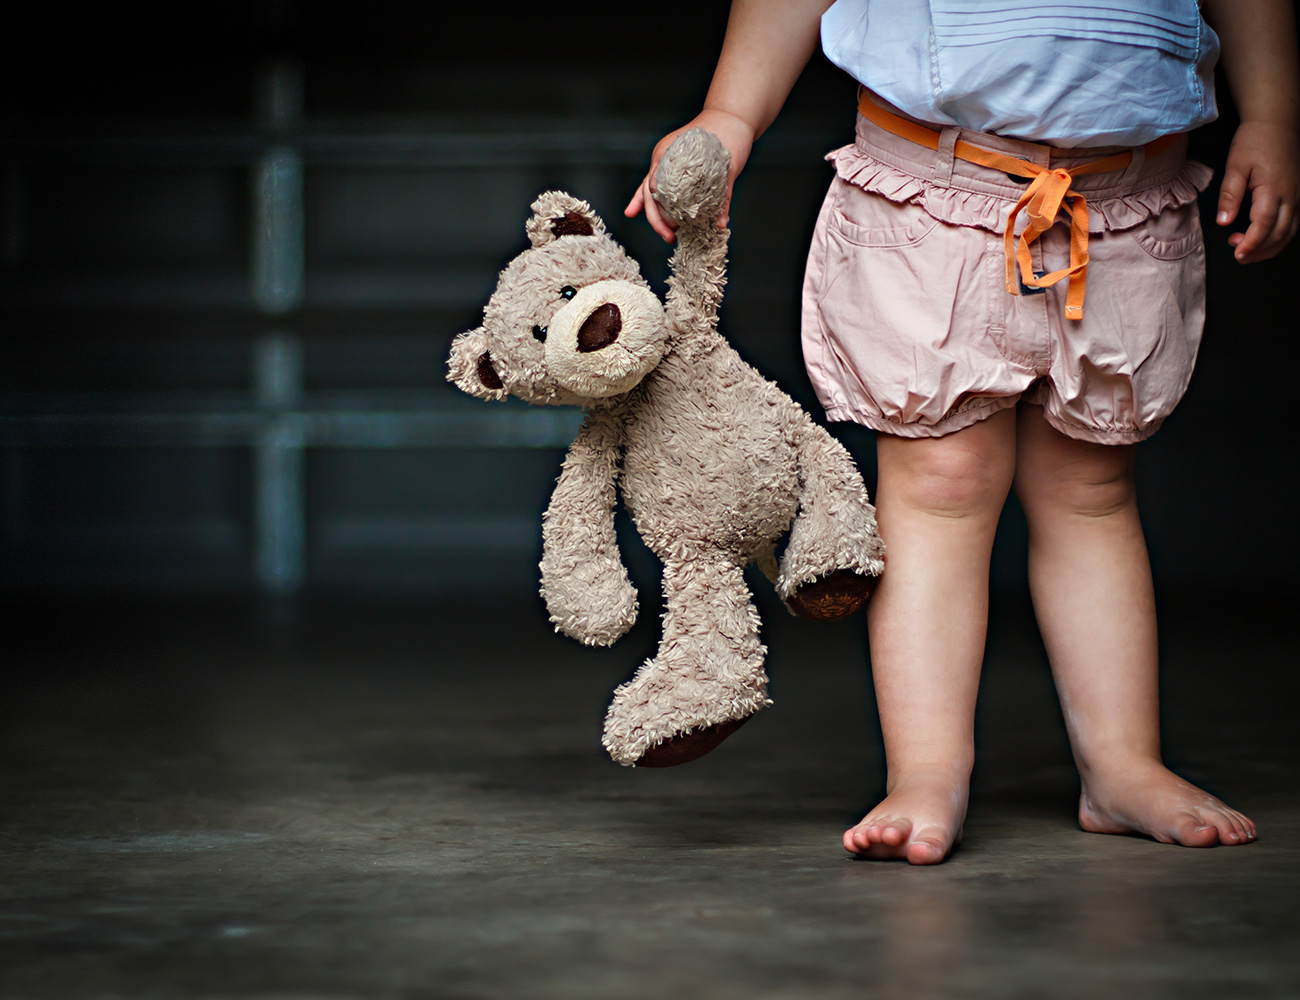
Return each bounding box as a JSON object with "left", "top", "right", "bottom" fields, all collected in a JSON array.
[{"left": 3, "top": 0, "right": 1296, "bottom": 602}]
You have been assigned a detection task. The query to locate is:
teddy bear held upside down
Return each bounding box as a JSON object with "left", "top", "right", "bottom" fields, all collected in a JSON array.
[{"left": 446, "top": 130, "right": 885, "bottom": 767}]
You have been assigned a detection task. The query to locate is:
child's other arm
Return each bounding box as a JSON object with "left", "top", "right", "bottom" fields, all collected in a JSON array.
[
  {"left": 1203, "top": 0, "right": 1300, "bottom": 262},
  {"left": 624, "top": 0, "right": 835, "bottom": 243}
]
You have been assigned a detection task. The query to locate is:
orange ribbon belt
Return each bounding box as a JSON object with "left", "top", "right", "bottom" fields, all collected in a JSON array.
[{"left": 857, "top": 92, "right": 1175, "bottom": 321}]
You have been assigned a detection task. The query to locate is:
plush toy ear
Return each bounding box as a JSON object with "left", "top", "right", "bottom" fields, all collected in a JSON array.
[
  {"left": 526, "top": 191, "right": 605, "bottom": 248},
  {"left": 446, "top": 327, "right": 508, "bottom": 401}
]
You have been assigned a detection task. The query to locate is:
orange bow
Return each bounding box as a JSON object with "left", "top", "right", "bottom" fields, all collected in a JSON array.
[
  {"left": 856, "top": 91, "right": 1173, "bottom": 322},
  {"left": 1002, "top": 164, "right": 1091, "bottom": 320}
]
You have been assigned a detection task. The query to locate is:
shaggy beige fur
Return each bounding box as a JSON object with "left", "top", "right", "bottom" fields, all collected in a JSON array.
[{"left": 448, "top": 130, "right": 884, "bottom": 766}]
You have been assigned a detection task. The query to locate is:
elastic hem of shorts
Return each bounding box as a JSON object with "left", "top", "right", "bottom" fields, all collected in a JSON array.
[
  {"left": 823, "top": 397, "right": 1019, "bottom": 438},
  {"left": 1033, "top": 403, "right": 1161, "bottom": 446},
  {"left": 824, "top": 397, "right": 1162, "bottom": 444}
]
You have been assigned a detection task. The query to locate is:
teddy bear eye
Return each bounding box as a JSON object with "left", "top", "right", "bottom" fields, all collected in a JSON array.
[
  {"left": 532, "top": 325, "right": 547, "bottom": 342},
  {"left": 560, "top": 285, "right": 577, "bottom": 299}
]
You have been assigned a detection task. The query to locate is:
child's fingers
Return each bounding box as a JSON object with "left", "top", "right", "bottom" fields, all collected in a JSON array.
[
  {"left": 1231, "top": 187, "right": 1282, "bottom": 262},
  {"left": 1276, "top": 201, "right": 1299, "bottom": 251},
  {"left": 625, "top": 171, "right": 677, "bottom": 243},
  {"left": 624, "top": 184, "right": 645, "bottom": 219},
  {"left": 642, "top": 180, "right": 677, "bottom": 244},
  {"left": 1217, "top": 120, "right": 1300, "bottom": 261},
  {"left": 717, "top": 179, "right": 737, "bottom": 229},
  {"left": 625, "top": 136, "right": 682, "bottom": 243},
  {"left": 1249, "top": 201, "right": 1297, "bottom": 262},
  {"left": 1216, "top": 164, "right": 1248, "bottom": 226}
]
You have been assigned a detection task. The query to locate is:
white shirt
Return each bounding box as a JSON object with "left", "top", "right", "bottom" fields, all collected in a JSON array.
[{"left": 820, "top": 0, "right": 1220, "bottom": 147}]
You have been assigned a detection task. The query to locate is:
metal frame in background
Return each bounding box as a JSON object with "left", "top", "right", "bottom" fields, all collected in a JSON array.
[{"left": 1, "top": 60, "right": 826, "bottom": 594}]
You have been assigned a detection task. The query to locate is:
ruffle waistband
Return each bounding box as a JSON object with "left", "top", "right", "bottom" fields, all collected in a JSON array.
[{"left": 827, "top": 142, "right": 1214, "bottom": 236}]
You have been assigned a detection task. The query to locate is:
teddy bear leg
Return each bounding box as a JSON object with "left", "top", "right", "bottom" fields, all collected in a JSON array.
[
  {"left": 777, "top": 422, "right": 886, "bottom": 621},
  {"left": 602, "top": 552, "right": 771, "bottom": 767}
]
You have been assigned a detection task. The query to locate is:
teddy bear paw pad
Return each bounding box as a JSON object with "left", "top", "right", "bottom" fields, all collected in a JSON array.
[
  {"left": 788, "top": 569, "right": 875, "bottom": 621},
  {"left": 634, "top": 716, "right": 752, "bottom": 767}
]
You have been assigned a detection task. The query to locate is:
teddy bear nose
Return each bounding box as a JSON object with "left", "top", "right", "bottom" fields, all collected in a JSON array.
[
  {"left": 576, "top": 303, "right": 622, "bottom": 353},
  {"left": 476, "top": 351, "right": 503, "bottom": 390}
]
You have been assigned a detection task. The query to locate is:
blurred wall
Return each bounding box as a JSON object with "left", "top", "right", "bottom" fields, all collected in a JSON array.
[{"left": 2, "top": 1, "right": 1295, "bottom": 598}]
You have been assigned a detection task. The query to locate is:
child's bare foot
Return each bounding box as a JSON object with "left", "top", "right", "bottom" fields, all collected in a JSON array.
[
  {"left": 1078, "top": 759, "right": 1257, "bottom": 847},
  {"left": 843, "top": 767, "right": 968, "bottom": 865}
]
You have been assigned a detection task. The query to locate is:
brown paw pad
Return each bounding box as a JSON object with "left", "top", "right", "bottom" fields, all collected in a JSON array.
[
  {"left": 634, "top": 716, "right": 751, "bottom": 768},
  {"left": 788, "top": 569, "right": 875, "bottom": 621}
]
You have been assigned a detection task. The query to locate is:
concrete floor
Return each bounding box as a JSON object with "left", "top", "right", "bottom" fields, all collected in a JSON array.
[{"left": 3, "top": 585, "right": 1298, "bottom": 999}]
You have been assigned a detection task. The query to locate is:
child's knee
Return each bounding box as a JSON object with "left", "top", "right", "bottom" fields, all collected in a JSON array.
[
  {"left": 1016, "top": 446, "right": 1137, "bottom": 520},
  {"left": 880, "top": 436, "right": 1014, "bottom": 519}
]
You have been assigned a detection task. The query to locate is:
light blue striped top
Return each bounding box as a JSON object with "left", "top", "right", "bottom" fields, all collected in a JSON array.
[{"left": 821, "top": 0, "right": 1220, "bottom": 147}]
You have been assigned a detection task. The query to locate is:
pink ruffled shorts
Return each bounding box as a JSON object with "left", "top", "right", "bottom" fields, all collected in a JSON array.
[{"left": 801, "top": 105, "right": 1212, "bottom": 444}]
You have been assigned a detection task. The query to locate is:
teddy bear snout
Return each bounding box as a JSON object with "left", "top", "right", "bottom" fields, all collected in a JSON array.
[
  {"left": 577, "top": 303, "right": 622, "bottom": 353},
  {"left": 545, "top": 280, "right": 666, "bottom": 399}
]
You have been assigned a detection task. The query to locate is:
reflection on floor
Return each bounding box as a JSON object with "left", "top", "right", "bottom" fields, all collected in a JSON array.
[{"left": 3, "top": 586, "right": 1298, "bottom": 998}]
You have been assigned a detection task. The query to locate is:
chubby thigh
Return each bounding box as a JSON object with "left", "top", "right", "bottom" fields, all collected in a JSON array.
[{"left": 801, "top": 176, "right": 1206, "bottom": 445}]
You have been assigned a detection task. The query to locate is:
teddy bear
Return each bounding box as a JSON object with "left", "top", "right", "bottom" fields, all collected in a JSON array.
[{"left": 446, "top": 129, "right": 884, "bottom": 767}]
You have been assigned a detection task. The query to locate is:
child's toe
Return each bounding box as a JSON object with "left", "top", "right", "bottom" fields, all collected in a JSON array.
[
  {"left": 880, "top": 823, "right": 909, "bottom": 847},
  {"left": 848, "top": 824, "right": 881, "bottom": 851},
  {"left": 906, "top": 839, "right": 947, "bottom": 865},
  {"left": 904, "top": 825, "right": 952, "bottom": 865},
  {"left": 1173, "top": 818, "right": 1220, "bottom": 847}
]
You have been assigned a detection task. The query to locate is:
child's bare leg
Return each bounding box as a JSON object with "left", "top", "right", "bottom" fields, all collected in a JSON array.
[
  {"left": 1013, "top": 405, "right": 1256, "bottom": 846},
  {"left": 845, "top": 408, "right": 1017, "bottom": 864}
]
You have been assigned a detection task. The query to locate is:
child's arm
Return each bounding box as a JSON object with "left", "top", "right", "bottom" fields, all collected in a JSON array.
[
  {"left": 624, "top": 0, "right": 835, "bottom": 243},
  {"left": 1203, "top": 0, "right": 1300, "bottom": 263}
]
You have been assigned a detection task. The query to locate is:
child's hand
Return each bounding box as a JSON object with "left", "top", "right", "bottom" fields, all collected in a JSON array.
[
  {"left": 625, "top": 109, "right": 756, "bottom": 243},
  {"left": 1215, "top": 119, "right": 1300, "bottom": 263}
]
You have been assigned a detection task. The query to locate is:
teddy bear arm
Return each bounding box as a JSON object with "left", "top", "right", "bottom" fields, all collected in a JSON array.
[
  {"left": 664, "top": 227, "right": 728, "bottom": 345},
  {"left": 776, "top": 420, "right": 886, "bottom": 615},
  {"left": 655, "top": 129, "right": 731, "bottom": 347},
  {"left": 540, "top": 411, "right": 638, "bottom": 646}
]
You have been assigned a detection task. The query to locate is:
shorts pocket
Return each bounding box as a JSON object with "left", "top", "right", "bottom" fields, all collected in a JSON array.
[
  {"left": 811, "top": 180, "right": 1014, "bottom": 429},
  {"left": 827, "top": 177, "right": 939, "bottom": 248},
  {"left": 1129, "top": 201, "right": 1204, "bottom": 261}
]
